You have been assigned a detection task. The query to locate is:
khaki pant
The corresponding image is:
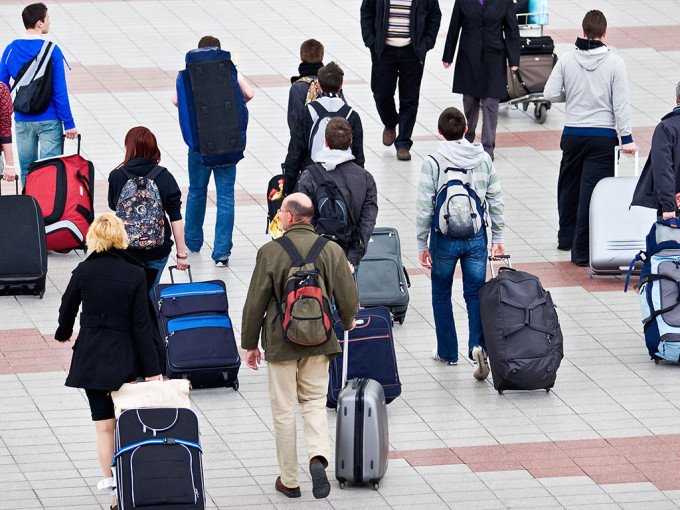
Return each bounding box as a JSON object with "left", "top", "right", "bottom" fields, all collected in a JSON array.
[{"left": 267, "top": 355, "right": 330, "bottom": 488}]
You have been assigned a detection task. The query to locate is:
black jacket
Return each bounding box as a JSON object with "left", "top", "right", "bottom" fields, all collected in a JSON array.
[
  {"left": 55, "top": 249, "right": 161, "bottom": 391},
  {"left": 296, "top": 157, "right": 378, "bottom": 266},
  {"left": 443, "top": 0, "right": 520, "bottom": 98},
  {"left": 632, "top": 108, "right": 680, "bottom": 214},
  {"left": 360, "top": 0, "right": 442, "bottom": 61},
  {"left": 108, "top": 158, "right": 183, "bottom": 263}
]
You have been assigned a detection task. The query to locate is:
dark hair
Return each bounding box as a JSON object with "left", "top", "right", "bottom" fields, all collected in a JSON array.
[
  {"left": 582, "top": 10, "right": 607, "bottom": 39},
  {"left": 22, "top": 3, "right": 48, "bottom": 29},
  {"left": 325, "top": 117, "right": 352, "bottom": 150},
  {"left": 286, "top": 195, "right": 314, "bottom": 223},
  {"left": 317, "top": 62, "right": 344, "bottom": 95},
  {"left": 438, "top": 107, "right": 467, "bottom": 141},
  {"left": 120, "top": 127, "right": 161, "bottom": 167},
  {"left": 300, "top": 39, "right": 324, "bottom": 64},
  {"left": 198, "top": 36, "right": 221, "bottom": 49}
]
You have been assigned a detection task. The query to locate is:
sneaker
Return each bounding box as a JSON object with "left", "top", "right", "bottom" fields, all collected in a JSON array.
[
  {"left": 472, "top": 346, "right": 490, "bottom": 380},
  {"left": 214, "top": 257, "right": 229, "bottom": 267},
  {"left": 309, "top": 457, "right": 331, "bottom": 499},
  {"left": 432, "top": 347, "right": 457, "bottom": 365},
  {"left": 275, "top": 476, "right": 301, "bottom": 498}
]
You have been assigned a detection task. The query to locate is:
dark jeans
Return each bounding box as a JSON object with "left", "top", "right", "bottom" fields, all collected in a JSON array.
[
  {"left": 463, "top": 95, "right": 500, "bottom": 159},
  {"left": 557, "top": 134, "right": 617, "bottom": 263},
  {"left": 370, "top": 44, "right": 425, "bottom": 150}
]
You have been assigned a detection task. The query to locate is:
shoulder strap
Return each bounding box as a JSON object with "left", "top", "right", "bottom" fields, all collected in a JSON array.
[
  {"left": 276, "top": 235, "right": 304, "bottom": 266},
  {"left": 146, "top": 165, "right": 164, "bottom": 181},
  {"left": 336, "top": 104, "right": 352, "bottom": 119},
  {"left": 303, "top": 236, "right": 329, "bottom": 265},
  {"left": 309, "top": 101, "right": 328, "bottom": 117},
  {"left": 119, "top": 167, "right": 134, "bottom": 180}
]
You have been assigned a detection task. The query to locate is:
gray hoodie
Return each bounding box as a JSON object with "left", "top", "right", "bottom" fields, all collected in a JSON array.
[{"left": 313, "top": 148, "right": 355, "bottom": 170}]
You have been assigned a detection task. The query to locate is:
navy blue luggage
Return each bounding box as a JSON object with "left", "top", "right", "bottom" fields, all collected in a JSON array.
[
  {"left": 153, "top": 266, "right": 240, "bottom": 390},
  {"left": 327, "top": 307, "right": 401, "bottom": 407}
]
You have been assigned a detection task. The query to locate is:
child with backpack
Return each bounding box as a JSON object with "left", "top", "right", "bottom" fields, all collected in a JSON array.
[{"left": 415, "top": 107, "right": 505, "bottom": 378}]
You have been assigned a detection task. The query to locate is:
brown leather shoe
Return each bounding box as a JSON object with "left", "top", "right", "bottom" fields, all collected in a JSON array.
[
  {"left": 397, "top": 148, "right": 411, "bottom": 161},
  {"left": 382, "top": 128, "right": 396, "bottom": 146},
  {"left": 309, "top": 457, "right": 331, "bottom": 499},
  {"left": 275, "top": 476, "right": 301, "bottom": 498}
]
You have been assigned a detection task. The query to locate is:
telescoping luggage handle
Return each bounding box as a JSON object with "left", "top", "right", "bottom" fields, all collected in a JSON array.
[
  {"left": 61, "top": 133, "right": 82, "bottom": 156},
  {"left": 0, "top": 175, "right": 20, "bottom": 196},
  {"left": 168, "top": 265, "right": 193, "bottom": 284},
  {"left": 488, "top": 255, "right": 512, "bottom": 279},
  {"left": 614, "top": 145, "right": 639, "bottom": 178}
]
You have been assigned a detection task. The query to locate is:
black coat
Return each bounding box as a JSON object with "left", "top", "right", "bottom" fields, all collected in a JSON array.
[
  {"left": 360, "top": 0, "right": 442, "bottom": 61},
  {"left": 443, "top": 0, "right": 520, "bottom": 98},
  {"left": 55, "top": 249, "right": 162, "bottom": 391},
  {"left": 632, "top": 108, "right": 680, "bottom": 214}
]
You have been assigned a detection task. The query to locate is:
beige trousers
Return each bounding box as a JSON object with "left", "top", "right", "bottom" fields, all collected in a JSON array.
[{"left": 267, "top": 355, "right": 331, "bottom": 488}]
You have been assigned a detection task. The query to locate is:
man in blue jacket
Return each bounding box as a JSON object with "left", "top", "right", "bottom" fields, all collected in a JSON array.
[{"left": 0, "top": 3, "right": 78, "bottom": 185}]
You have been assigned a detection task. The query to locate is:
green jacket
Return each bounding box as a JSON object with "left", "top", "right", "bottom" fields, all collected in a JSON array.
[{"left": 241, "top": 223, "right": 359, "bottom": 362}]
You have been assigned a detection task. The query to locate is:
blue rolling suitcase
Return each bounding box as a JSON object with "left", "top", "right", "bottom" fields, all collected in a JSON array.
[
  {"left": 153, "top": 266, "right": 240, "bottom": 390},
  {"left": 327, "top": 307, "right": 401, "bottom": 407}
]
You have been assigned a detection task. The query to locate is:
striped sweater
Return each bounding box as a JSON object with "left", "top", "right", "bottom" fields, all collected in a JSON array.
[
  {"left": 416, "top": 140, "right": 505, "bottom": 251},
  {"left": 386, "top": 0, "right": 412, "bottom": 47}
]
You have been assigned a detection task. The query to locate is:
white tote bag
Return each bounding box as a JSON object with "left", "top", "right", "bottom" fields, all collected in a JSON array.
[{"left": 110, "top": 379, "right": 191, "bottom": 419}]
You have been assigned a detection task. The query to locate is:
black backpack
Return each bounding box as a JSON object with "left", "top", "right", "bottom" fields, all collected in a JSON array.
[
  {"left": 11, "top": 41, "right": 54, "bottom": 115},
  {"left": 308, "top": 164, "right": 356, "bottom": 247}
]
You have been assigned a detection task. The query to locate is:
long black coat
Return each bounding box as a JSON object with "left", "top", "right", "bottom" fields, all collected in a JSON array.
[
  {"left": 442, "top": 0, "right": 520, "bottom": 98},
  {"left": 55, "top": 249, "right": 161, "bottom": 391}
]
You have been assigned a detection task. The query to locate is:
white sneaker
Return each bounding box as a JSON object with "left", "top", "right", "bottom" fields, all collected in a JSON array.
[
  {"left": 472, "top": 346, "right": 490, "bottom": 380},
  {"left": 432, "top": 347, "right": 457, "bottom": 365}
]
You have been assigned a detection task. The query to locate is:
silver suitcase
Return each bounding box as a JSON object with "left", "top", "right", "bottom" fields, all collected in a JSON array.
[
  {"left": 589, "top": 147, "right": 656, "bottom": 275},
  {"left": 335, "top": 331, "right": 389, "bottom": 489}
]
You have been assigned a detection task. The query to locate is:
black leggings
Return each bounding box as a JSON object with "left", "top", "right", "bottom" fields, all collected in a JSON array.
[{"left": 85, "top": 389, "right": 115, "bottom": 421}]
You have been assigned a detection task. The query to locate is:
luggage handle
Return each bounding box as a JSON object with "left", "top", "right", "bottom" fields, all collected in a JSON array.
[
  {"left": 341, "top": 329, "right": 349, "bottom": 388},
  {"left": 168, "top": 265, "right": 193, "bottom": 284},
  {"left": 488, "top": 255, "right": 512, "bottom": 278},
  {"left": 0, "top": 175, "right": 20, "bottom": 196},
  {"left": 61, "top": 133, "right": 81, "bottom": 156},
  {"left": 614, "top": 145, "right": 639, "bottom": 178}
]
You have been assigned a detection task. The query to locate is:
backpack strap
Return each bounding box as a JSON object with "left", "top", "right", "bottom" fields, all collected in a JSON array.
[
  {"left": 309, "top": 101, "right": 328, "bottom": 118},
  {"left": 303, "top": 236, "right": 329, "bottom": 265},
  {"left": 119, "top": 167, "right": 134, "bottom": 180},
  {"left": 146, "top": 165, "right": 164, "bottom": 181},
  {"left": 276, "top": 234, "right": 329, "bottom": 266}
]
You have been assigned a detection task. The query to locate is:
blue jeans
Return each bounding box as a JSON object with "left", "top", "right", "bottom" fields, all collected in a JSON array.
[
  {"left": 184, "top": 150, "right": 236, "bottom": 261},
  {"left": 15, "top": 120, "right": 63, "bottom": 185},
  {"left": 141, "top": 255, "right": 169, "bottom": 299},
  {"left": 430, "top": 230, "right": 488, "bottom": 363}
]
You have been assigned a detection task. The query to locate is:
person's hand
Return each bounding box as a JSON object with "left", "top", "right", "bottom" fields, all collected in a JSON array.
[
  {"left": 419, "top": 250, "right": 432, "bottom": 269},
  {"left": 144, "top": 374, "right": 163, "bottom": 382},
  {"left": 59, "top": 337, "right": 72, "bottom": 343},
  {"left": 349, "top": 319, "right": 357, "bottom": 331},
  {"left": 2, "top": 165, "right": 16, "bottom": 182},
  {"left": 510, "top": 66, "right": 519, "bottom": 71},
  {"left": 176, "top": 254, "right": 188, "bottom": 270},
  {"left": 64, "top": 128, "right": 78, "bottom": 140},
  {"left": 675, "top": 192, "right": 680, "bottom": 209},
  {"left": 443, "top": 62, "right": 451, "bottom": 69},
  {"left": 620, "top": 142, "right": 636, "bottom": 155},
  {"left": 663, "top": 211, "right": 677, "bottom": 220},
  {"left": 245, "top": 348, "right": 262, "bottom": 370},
  {"left": 490, "top": 243, "right": 506, "bottom": 260},
  {"left": 348, "top": 261, "right": 355, "bottom": 274}
]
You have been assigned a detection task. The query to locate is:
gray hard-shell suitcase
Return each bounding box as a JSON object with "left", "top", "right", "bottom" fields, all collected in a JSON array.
[
  {"left": 335, "top": 330, "right": 389, "bottom": 489},
  {"left": 590, "top": 146, "right": 656, "bottom": 275},
  {"left": 355, "top": 227, "right": 410, "bottom": 324}
]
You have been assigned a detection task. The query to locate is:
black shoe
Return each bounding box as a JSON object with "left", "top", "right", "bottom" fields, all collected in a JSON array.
[
  {"left": 557, "top": 243, "right": 572, "bottom": 251},
  {"left": 572, "top": 259, "right": 589, "bottom": 267},
  {"left": 275, "top": 476, "right": 301, "bottom": 498},
  {"left": 214, "top": 257, "right": 229, "bottom": 267},
  {"left": 310, "top": 457, "right": 331, "bottom": 499}
]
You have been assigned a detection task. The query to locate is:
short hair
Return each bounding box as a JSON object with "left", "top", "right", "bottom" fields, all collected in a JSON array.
[
  {"left": 300, "top": 39, "right": 324, "bottom": 64},
  {"left": 438, "top": 107, "right": 467, "bottom": 141},
  {"left": 22, "top": 3, "right": 47, "bottom": 29},
  {"left": 198, "top": 36, "right": 221, "bottom": 49},
  {"left": 283, "top": 193, "right": 314, "bottom": 224},
  {"left": 120, "top": 126, "right": 161, "bottom": 167},
  {"left": 87, "top": 214, "right": 128, "bottom": 253},
  {"left": 676, "top": 81, "right": 680, "bottom": 101},
  {"left": 317, "top": 62, "right": 344, "bottom": 95},
  {"left": 582, "top": 10, "right": 607, "bottom": 39},
  {"left": 325, "top": 117, "right": 352, "bottom": 150}
]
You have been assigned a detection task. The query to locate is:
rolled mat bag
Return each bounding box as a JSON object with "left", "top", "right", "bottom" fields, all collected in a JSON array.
[{"left": 110, "top": 378, "right": 191, "bottom": 419}]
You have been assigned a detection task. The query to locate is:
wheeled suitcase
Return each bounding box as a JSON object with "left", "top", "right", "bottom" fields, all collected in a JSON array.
[
  {"left": 335, "top": 330, "right": 389, "bottom": 490},
  {"left": 153, "top": 266, "right": 240, "bottom": 390},
  {"left": 327, "top": 307, "right": 401, "bottom": 407},
  {"left": 590, "top": 147, "right": 656, "bottom": 275},
  {"left": 24, "top": 135, "right": 94, "bottom": 252},
  {"left": 479, "top": 256, "right": 564, "bottom": 394},
  {"left": 355, "top": 227, "right": 410, "bottom": 324},
  {"left": 506, "top": 53, "right": 557, "bottom": 99},
  {"left": 0, "top": 179, "right": 47, "bottom": 297},
  {"left": 114, "top": 408, "right": 205, "bottom": 509}
]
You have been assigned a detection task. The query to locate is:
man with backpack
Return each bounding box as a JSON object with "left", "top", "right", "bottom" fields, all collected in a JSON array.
[
  {"left": 296, "top": 117, "right": 378, "bottom": 271},
  {"left": 416, "top": 107, "right": 505, "bottom": 379},
  {"left": 283, "top": 62, "right": 364, "bottom": 194},
  {"left": 0, "top": 2, "right": 78, "bottom": 185},
  {"left": 241, "top": 193, "right": 358, "bottom": 500}
]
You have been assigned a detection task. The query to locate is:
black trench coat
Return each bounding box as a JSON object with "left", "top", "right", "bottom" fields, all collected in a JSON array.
[{"left": 443, "top": 0, "right": 520, "bottom": 99}]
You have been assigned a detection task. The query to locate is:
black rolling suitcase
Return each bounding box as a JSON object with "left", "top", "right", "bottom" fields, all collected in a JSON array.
[
  {"left": 114, "top": 408, "right": 205, "bottom": 509},
  {"left": 153, "top": 266, "right": 241, "bottom": 390},
  {"left": 479, "top": 256, "right": 564, "bottom": 394},
  {"left": 355, "top": 227, "right": 410, "bottom": 324},
  {"left": 0, "top": 179, "right": 47, "bottom": 297}
]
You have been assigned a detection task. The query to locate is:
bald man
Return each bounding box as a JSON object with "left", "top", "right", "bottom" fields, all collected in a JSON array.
[{"left": 241, "top": 193, "right": 358, "bottom": 500}]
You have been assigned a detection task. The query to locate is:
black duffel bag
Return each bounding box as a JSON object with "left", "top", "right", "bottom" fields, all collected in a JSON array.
[{"left": 520, "top": 36, "right": 555, "bottom": 55}]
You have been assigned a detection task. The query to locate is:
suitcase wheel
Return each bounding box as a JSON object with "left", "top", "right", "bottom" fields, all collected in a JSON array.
[
  {"left": 655, "top": 358, "right": 660, "bottom": 365},
  {"left": 545, "top": 387, "right": 551, "bottom": 393},
  {"left": 498, "top": 389, "right": 504, "bottom": 395},
  {"left": 373, "top": 482, "right": 379, "bottom": 490},
  {"left": 534, "top": 104, "right": 548, "bottom": 124},
  {"left": 339, "top": 482, "right": 345, "bottom": 489},
  {"left": 232, "top": 379, "right": 239, "bottom": 391},
  {"left": 398, "top": 316, "right": 405, "bottom": 325}
]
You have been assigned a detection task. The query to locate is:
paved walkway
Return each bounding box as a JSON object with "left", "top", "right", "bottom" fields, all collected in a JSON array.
[{"left": 2, "top": 0, "right": 680, "bottom": 508}]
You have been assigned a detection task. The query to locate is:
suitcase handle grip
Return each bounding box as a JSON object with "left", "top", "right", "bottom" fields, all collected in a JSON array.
[
  {"left": 614, "top": 145, "right": 639, "bottom": 177},
  {"left": 341, "top": 329, "right": 349, "bottom": 388},
  {"left": 0, "top": 175, "right": 20, "bottom": 196},
  {"left": 61, "top": 133, "right": 81, "bottom": 155},
  {"left": 488, "top": 255, "right": 512, "bottom": 278},
  {"left": 168, "top": 265, "right": 193, "bottom": 284}
]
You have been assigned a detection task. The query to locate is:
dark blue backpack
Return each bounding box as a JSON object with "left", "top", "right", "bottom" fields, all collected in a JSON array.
[{"left": 176, "top": 47, "right": 248, "bottom": 167}]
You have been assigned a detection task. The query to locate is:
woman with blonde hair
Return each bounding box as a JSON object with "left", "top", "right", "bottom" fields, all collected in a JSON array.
[{"left": 55, "top": 213, "right": 162, "bottom": 510}]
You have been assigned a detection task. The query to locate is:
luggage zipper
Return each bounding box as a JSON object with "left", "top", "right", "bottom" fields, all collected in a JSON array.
[{"left": 158, "top": 288, "right": 225, "bottom": 311}]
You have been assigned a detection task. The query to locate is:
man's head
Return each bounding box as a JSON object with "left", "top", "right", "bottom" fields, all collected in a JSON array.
[
  {"left": 280, "top": 193, "right": 314, "bottom": 230},
  {"left": 198, "top": 36, "right": 221, "bottom": 49},
  {"left": 582, "top": 10, "right": 607, "bottom": 40},
  {"left": 325, "top": 117, "right": 352, "bottom": 150},
  {"left": 438, "top": 107, "right": 467, "bottom": 141},
  {"left": 676, "top": 81, "right": 680, "bottom": 105},
  {"left": 317, "top": 62, "right": 344, "bottom": 95},
  {"left": 22, "top": 3, "right": 49, "bottom": 33},
  {"left": 300, "top": 39, "right": 324, "bottom": 64}
]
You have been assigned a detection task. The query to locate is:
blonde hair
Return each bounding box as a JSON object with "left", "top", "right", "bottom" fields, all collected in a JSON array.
[{"left": 87, "top": 214, "right": 129, "bottom": 253}]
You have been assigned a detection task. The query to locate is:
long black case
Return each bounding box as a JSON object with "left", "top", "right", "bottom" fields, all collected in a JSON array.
[
  {"left": 114, "top": 408, "right": 205, "bottom": 509},
  {"left": 153, "top": 266, "right": 240, "bottom": 390},
  {"left": 355, "top": 227, "right": 410, "bottom": 324},
  {"left": 520, "top": 36, "right": 555, "bottom": 55},
  {"left": 0, "top": 180, "right": 47, "bottom": 297}
]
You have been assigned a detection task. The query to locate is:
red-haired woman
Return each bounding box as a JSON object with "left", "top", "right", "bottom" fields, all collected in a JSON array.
[
  {"left": 0, "top": 82, "right": 16, "bottom": 182},
  {"left": 108, "top": 126, "right": 188, "bottom": 295}
]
